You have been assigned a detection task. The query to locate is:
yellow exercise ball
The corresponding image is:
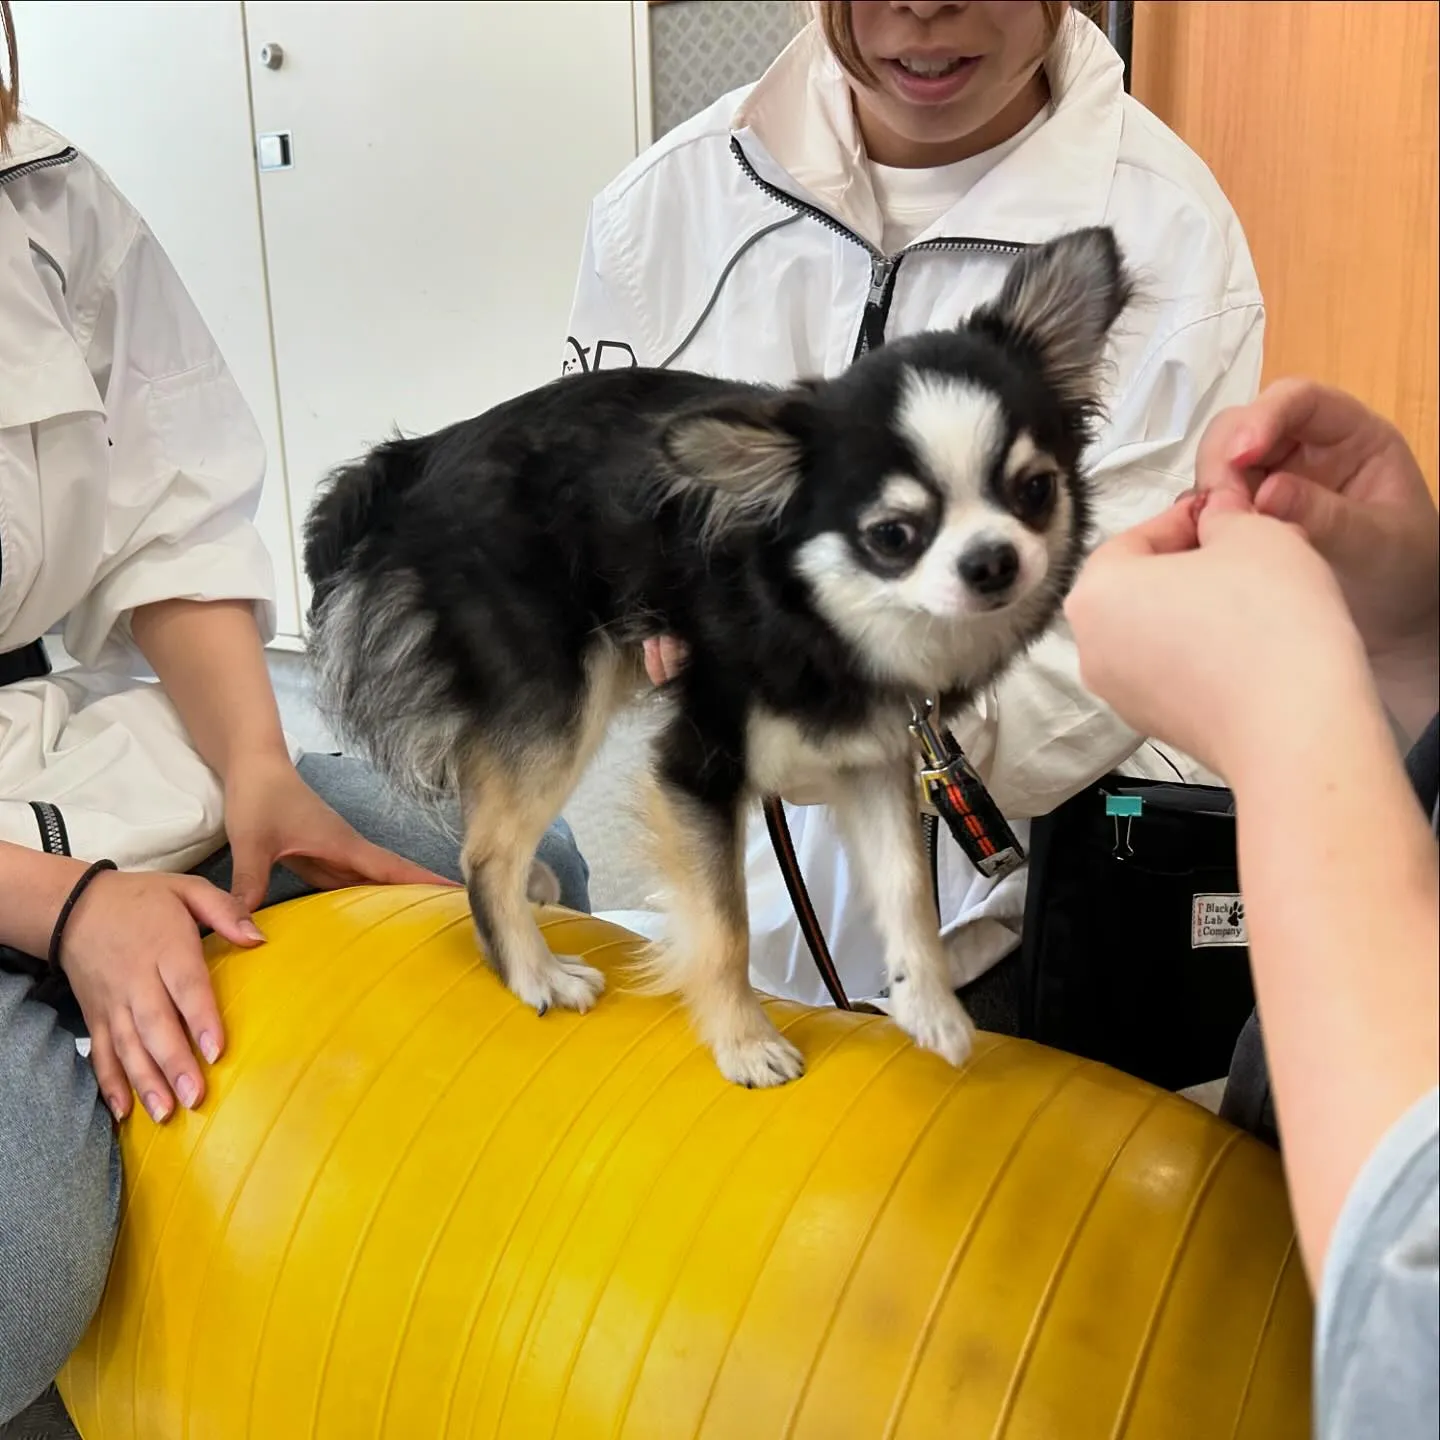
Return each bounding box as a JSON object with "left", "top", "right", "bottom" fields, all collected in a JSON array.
[{"left": 60, "top": 885, "right": 1311, "bottom": 1439}]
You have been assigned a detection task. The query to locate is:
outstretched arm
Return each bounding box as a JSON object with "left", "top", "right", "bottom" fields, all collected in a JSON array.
[
  {"left": 130, "top": 598, "right": 449, "bottom": 911},
  {"left": 1067, "top": 490, "right": 1438, "bottom": 1282}
]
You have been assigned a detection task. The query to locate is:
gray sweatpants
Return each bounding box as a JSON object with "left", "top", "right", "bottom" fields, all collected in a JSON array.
[{"left": 0, "top": 752, "right": 589, "bottom": 1420}]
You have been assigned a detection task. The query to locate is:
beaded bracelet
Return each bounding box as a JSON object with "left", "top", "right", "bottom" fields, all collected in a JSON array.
[{"left": 47, "top": 858, "right": 118, "bottom": 971}]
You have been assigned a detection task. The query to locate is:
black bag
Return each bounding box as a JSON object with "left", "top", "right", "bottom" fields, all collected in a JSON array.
[{"left": 1017, "top": 775, "right": 1255, "bottom": 1091}]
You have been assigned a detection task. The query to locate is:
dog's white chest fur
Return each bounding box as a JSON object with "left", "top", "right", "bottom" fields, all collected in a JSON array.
[{"left": 745, "top": 706, "right": 913, "bottom": 799}]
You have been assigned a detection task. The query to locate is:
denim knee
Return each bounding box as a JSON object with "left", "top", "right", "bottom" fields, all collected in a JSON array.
[
  {"left": 537, "top": 816, "right": 591, "bottom": 913},
  {"left": 1, "top": 979, "right": 121, "bottom": 1421},
  {"left": 293, "top": 752, "right": 593, "bottom": 913},
  {"left": 0, "top": 1171, "right": 119, "bottom": 1420},
  {"left": 1220, "top": 1009, "right": 1279, "bottom": 1149}
]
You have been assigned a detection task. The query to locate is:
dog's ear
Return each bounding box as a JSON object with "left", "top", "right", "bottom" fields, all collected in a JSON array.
[
  {"left": 970, "top": 227, "right": 1132, "bottom": 412},
  {"left": 662, "top": 391, "right": 809, "bottom": 535}
]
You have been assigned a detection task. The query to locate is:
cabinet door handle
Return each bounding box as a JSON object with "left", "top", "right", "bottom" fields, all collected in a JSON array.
[
  {"left": 259, "top": 42, "right": 285, "bottom": 70},
  {"left": 257, "top": 131, "right": 293, "bottom": 171}
]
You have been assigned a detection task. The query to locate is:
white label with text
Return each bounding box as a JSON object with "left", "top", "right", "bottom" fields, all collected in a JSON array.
[{"left": 1191, "top": 893, "right": 1247, "bottom": 948}]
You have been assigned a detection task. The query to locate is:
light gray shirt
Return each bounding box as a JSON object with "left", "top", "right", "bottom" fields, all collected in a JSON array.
[{"left": 1318, "top": 1086, "right": 1439, "bottom": 1438}]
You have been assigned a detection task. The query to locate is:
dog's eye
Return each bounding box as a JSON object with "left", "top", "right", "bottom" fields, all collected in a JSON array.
[
  {"left": 863, "top": 519, "right": 921, "bottom": 561},
  {"left": 1012, "top": 470, "right": 1057, "bottom": 519}
]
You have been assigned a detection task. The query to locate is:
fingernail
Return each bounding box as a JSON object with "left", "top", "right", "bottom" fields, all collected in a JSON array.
[
  {"left": 239, "top": 919, "right": 266, "bottom": 943},
  {"left": 107, "top": 1096, "right": 127, "bottom": 1123},
  {"left": 1228, "top": 430, "right": 1260, "bottom": 463},
  {"left": 176, "top": 1074, "right": 200, "bottom": 1110},
  {"left": 199, "top": 1030, "right": 221, "bottom": 1064},
  {"left": 145, "top": 1091, "right": 172, "bottom": 1123}
]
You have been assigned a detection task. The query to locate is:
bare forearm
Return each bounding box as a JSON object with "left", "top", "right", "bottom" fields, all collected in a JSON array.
[
  {"left": 0, "top": 841, "right": 88, "bottom": 955},
  {"left": 1229, "top": 680, "right": 1439, "bottom": 1283},
  {"left": 130, "top": 599, "right": 288, "bottom": 780}
]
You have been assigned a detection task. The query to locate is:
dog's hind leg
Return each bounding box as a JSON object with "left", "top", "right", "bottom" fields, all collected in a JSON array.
[
  {"left": 643, "top": 732, "right": 804, "bottom": 1089},
  {"left": 459, "top": 651, "right": 626, "bottom": 1015}
]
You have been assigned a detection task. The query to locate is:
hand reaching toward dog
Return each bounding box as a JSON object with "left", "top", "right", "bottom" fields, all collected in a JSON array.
[
  {"left": 224, "top": 753, "right": 453, "bottom": 915},
  {"left": 643, "top": 635, "right": 688, "bottom": 687},
  {"left": 1066, "top": 488, "right": 1371, "bottom": 783},
  {"left": 1073, "top": 383, "right": 1440, "bottom": 1285},
  {"left": 1193, "top": 379, "right": 1439, "bottom": 739},
  {"left": 56, "top": 755, "right": 451, "bottom": 1128},
  {"left": 127, "top": 599, "right": 455, "bottom": 917}
]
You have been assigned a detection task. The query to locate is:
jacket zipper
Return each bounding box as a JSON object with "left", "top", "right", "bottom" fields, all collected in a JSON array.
[
  {"left": 728, "top": 136, "right": 1028, "bottom": 359},
  {"left": 29, "top": 800, "right": 71, "bottom": 856},
  {"left": 730, "top": 139, "right": 1032, "bottom": 914},
  {"left": 0, "top": 146, "right": 78, "bottom": 188}
]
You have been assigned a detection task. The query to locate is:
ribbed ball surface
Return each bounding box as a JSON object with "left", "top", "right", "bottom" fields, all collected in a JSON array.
[{"left": 60, "top": 885, "right": 1310, "bottom": 1439}]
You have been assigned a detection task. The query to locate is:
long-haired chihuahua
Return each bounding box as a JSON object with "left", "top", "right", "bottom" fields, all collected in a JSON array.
[{"left": 304, "top": 227, "right": 1132, "bottom": 1087}]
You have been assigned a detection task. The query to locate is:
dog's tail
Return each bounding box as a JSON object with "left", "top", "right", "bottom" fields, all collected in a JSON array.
[
  {"left": 303, "top": 437, "right": 470, "bottom": 805},
  {"left": 302, "top": 436, "right": 428, "bottom": 610}
]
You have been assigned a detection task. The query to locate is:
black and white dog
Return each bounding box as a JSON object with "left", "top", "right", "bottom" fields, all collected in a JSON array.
[{"left": 304, "top": 227, "right": 1132, "bottom": 1088}]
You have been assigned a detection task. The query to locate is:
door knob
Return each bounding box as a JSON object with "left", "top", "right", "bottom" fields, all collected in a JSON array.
[{"left": 259, "top": 42, "right": 285, "bottom": 70}]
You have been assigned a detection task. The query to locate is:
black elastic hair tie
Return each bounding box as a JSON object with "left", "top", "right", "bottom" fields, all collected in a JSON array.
[{"left": 47, "top": 859, "right": 118, "bottom": 971}]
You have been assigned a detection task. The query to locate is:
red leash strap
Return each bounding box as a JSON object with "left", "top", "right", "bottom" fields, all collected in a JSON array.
[{"left": 762, "top": 795, "right": 853, "bottom": 1011}]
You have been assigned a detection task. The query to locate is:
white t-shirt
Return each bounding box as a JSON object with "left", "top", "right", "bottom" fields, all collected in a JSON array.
[{"left": 868, "top": 109, "right": 1047, "bottom": 254}]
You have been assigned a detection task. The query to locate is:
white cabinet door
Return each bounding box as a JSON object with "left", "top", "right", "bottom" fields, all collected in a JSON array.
[
  {"left": 11, "top": 0, "right": 303, "bottom": 638},
  {"left": 244, "top": 0, "right": 640, "bottom": 607}
]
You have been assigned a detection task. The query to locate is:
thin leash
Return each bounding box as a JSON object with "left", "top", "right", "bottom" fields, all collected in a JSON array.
[
  {"left": 764, "top": 696, "right": 1027, "bottom": 1010},
  {"left": 763, "top": 796, "right": 853, "bottom": 1010}
]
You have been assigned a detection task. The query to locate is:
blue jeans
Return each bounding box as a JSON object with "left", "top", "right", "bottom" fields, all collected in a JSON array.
[{"left": 0, "top": 752, "right": 589, "bottom": 1420}]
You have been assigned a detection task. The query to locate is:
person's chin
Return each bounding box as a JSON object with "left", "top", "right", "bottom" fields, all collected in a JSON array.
[{"left": 886, "top": 100, "right": 989, "bottom": 148}]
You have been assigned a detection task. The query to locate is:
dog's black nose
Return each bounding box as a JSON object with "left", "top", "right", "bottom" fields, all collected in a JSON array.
[{"left": 958, "top": 540, "right": 1020, "bottom": 597}]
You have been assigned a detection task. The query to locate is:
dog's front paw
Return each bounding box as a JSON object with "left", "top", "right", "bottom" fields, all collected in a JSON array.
[
  {"left": 512, "top": 954, "right": 606, "bottom": 1015},
  {"left": 892, "top": 983, "right": 975, "bottom": 1068},
  {"left": 713, "top": 1030, "right": 805, "bottom": 1089}
]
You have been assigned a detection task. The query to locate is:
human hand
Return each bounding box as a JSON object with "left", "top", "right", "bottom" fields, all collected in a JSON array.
[
  {"left": 643, "top": 635, "right": 688, "bottom": 687},
  {"left": 223, "top": 753, "right": 454, "bottom": 914},
  {"left": 1065, "top": 490, "right": 1372, "bottom": 782},
  {"left": 59, "top": 869, "right": 265, "bottom": 1123},
  {"left": 1195, "top": 380, "right": 1439, "bottom": 735}
]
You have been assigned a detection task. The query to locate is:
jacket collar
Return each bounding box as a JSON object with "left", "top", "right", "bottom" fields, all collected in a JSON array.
[
  {"left": 732, "top": 11, "right": 1124, "bottom": 251},
  {"left": 0, "top": 118, "right": 76, "bottom": 180}
]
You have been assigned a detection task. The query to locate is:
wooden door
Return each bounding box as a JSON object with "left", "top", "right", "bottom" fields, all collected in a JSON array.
[{"left": 1133, "top": 1, "right": 1439, "bottom": 493}]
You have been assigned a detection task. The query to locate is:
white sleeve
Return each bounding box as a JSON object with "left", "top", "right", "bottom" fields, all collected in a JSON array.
[
  {"left": 947, "top": 301, "right": 1266, "bottom": 817},
  {"left": 62, "top": 219, "right": 275, "bottom": 667},
  {"left": 561, "top": 201, "right": 644, "bottom": 376}
]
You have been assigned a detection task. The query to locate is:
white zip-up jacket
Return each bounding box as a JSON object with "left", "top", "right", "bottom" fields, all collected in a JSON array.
[
  {"left": 0, "top": 119, "right": 276, "bottom": 872},
  {"left": 565, "top": 15, "right": 1264, "bottom": 1006}
]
